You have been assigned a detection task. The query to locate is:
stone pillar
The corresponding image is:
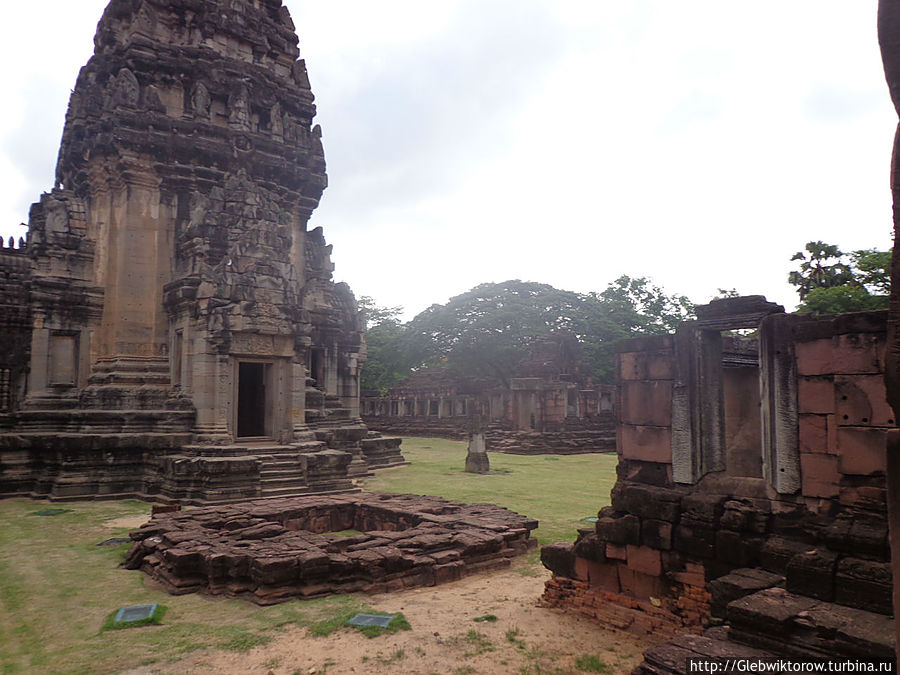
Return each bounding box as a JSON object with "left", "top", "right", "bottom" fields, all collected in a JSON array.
[
  {"left": 94, "top": 156, "right": 170, "bottom": 364},
  {"left": 26, "top": 313, "right": 49, "bottom": 397}
]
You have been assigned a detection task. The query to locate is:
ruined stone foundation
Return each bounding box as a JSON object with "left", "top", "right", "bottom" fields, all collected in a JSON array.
[
  {"left": 541, "top": 298, "right": 895, "bottom": 666},
  {"left": 0, "top": 0, "right": 404, "bottom": 503},
  {"left": 124, "top": 493, "right": 538, "bottom": 604}
]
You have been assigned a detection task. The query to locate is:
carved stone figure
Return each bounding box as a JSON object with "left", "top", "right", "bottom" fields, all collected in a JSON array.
[
  {"left": 111, "top": 67, "right": 140, "bottom": 108},
  {"left": 191, "top": 81, "right": 211, "bottom": 120},
  {"left": 228, "top": 84, "right": 250, "bottom": 129}
]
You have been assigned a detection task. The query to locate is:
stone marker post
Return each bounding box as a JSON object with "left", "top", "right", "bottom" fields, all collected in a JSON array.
[{"left": 465, "top": 414, "right": 490, "bottom": 474}]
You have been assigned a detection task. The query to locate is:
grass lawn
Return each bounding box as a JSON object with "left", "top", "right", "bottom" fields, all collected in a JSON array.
[
  {"left": 0, "top": 437, "right": 617, "bottom": 674},
  {"left": 364, "top": 437, "right": 618, "bottom": 546}
]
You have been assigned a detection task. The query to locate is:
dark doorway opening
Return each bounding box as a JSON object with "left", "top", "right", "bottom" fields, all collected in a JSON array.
[{"left": 237, "top": 362, "right": 268, "bottom": 437}]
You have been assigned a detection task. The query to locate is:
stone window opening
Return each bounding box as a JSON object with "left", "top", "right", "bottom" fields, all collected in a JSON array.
[
  {"left": 672, "top": 298, "right": 798, "bottom": 493},
  {"left": 722, "top": 335, "right": 763, "bottom": 478},
  {"left": 428, "top": 400, "right": 439, "bottom": 416}
]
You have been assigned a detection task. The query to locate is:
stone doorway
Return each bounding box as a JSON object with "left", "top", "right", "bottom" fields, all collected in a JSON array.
[{"left": 237, "top": 361, "right": 271, "bottom": 438}]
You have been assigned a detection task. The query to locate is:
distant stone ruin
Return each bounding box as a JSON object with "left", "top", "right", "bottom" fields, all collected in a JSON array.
[
  {"left": 363, "top": 335, "right": 617, "bottom": 454},
  {"left": 541, "top": 297, "right": 895, "bottom": 664},
  {"left": 0, "top": 0, "right": 403, "bottom": 502},
  {"left": 124, "top": 493, "right": 537, "bottom": 604}
]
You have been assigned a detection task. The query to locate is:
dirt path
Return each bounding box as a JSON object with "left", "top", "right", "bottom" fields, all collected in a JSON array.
[{"left": 139, "top": 561, "right": 652, "bottom": 675}]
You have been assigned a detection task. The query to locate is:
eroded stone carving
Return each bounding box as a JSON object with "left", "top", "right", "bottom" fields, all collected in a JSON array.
[{"left": 0, "top": 0, "right": 403, "bottom": 503}]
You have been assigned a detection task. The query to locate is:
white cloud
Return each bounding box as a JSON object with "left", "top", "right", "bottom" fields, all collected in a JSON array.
[{"left": 1, "top": 0, "right": 895, "bottom": 318}]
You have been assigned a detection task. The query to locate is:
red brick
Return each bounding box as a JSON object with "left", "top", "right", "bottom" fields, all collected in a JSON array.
[
  {"left": 795, "top": 339, "right": 833, "bottom": 377},
  {"left": 837, "top": 427, "right": 887, "bottom": 476},
  {"left": 798, "top": 415, "right": 829, "bottom": 455},
  {"left": 626, "top": 545, "right": 662, "bottom": 576},
  {"left": 797, "top": 377, "right": 834, "bottom": 414},
  {"left": 620, "top": 381, "right": 672, "bottom": 426},
  {"left": 835, "top": 375, "right": 894, "bottom": 427},
  {"left": 620, "top": 424, "right": 672, "bottom": 463},
  {"left": 800, "top": 453, "right": 840, "bottom": 498}
]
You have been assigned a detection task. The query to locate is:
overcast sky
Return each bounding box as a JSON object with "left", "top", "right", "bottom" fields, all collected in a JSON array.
[{"left": 0, "top": 1, "right": 896, "bottom": 318}]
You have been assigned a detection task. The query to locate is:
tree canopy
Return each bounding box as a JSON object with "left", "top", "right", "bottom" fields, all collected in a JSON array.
[
  {"left": 787, "top": 242, "right": 890, "bottom": 315},
  {"left": 358, "top": 277, "right": 694, "bottom": 393}
]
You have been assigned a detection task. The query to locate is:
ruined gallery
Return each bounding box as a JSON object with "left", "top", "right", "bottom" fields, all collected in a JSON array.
[{"left": 0, "top": 0, "right": 403, "bottom": 503}]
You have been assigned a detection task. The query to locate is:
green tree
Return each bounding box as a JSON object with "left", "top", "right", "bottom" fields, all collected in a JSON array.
[
  {"left": 797, "top": 286, "right": 888, "bottom": 315},
  {"left": 357, "top": 296, "right": 409, "bottom": 394},
  {"left": 580, "top": 276, "right": 694, "bottom": 382},
  {"left": 788, "top": 242, "right": 890, "bottom": 315},
  {"left": 402, "top": 280, "right": 585, "bottom": 386},
  {"left": 787, "top": 241, "right": 854, "bottom": 300},
  {"left": 849, "top": 248, "right": 891, "bottom": 295}
]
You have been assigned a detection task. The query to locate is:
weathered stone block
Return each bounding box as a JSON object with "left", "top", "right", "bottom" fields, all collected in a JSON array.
[
  {"left": 798, "top": 414, "right": 829, "bottom": 455},
  {"left": 606, "top": 543, "right": 627, "bottom": 560},
  {"left": 641, "top": 519, "right": 672, "bottom": 550},
  {"left": 833, "top": 333, "right": 882, "bottom": 375},
  {"left": 680, "top": 494, "right": 725, "bottom": 524},
  {"left": 797, "top": 377, "right": 835, "bottom": 414},
  {"left": 835, "top": 375, "right": 894, "bottom": 426},
  {"left": 708, "top": 568, "right": 784, "bottom": 618},
  {"left": 784, "top": 549, "right": 837, "bottom": 601},
  {"left": 720, "top": 500, "right": 769, "bottom": 534},
  {"left": 574, "top": 532, "right": 606, "bottom": 562},
  {"left": 800, "top": 453, "right": 840, "bottom": 498},
  {"left": 541, "top": 542, "right": 576, "bottom": 578},
  {"left": 715, "top": 530, "right": 763, "bottom": 568},
  {"left": 620, "top": 381, "right": 672, "bottom": 427},
  {"left": 615, "top": 459, "right": 672, "bottom": 487},
  {"left": 834, "top": 557, "right": 892, "bottom": 615},
  {"left": 578, "top": 558, "right": 620, "bottom": 592},
  {"left": 594, "top": 513, "right": 640, "bottom": 546},
  {"left": 619, "top": 425, "right": 672, "bottom": 464},
  {"left": 618, "top": 565, "right": 667, "bottom": 599},
  {"left": 836, "top": 428, "right": 886, "bottom": 476},
  {"left": 795, "top": 339, "right": 834, "bottom": 377},
  {"left": 626, "top": 545, "right": 662, "bottom": 576},
  {"left": 673, "top": 523, "right": 716, "bottom": 559},
  {"left": 825, "top": 515, "right": 889, "bottom": 559},
  {"left": 610, "top": 483, "right": 683, "bottom": 522},
  {"left": 760, "top": 537, "right": 812, "bottom": 574},
  {"left": 618, "top": 349, "right": 674, "bottom": 381}
]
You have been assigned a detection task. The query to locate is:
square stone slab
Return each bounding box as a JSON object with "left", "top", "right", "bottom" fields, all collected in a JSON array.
[
  {"left": 114, "top": 604, "right": 158, "bottom": 625},
  {"left": 346, "top": 613, "right": 396, "bottom": 628}
]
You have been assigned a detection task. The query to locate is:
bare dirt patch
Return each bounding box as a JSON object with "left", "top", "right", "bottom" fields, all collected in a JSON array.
[
  {"left": 146, "top": 561, "right": 652, "bottom": 675},
  {"left": 103, "top": 514, "right": 151, "bottom": 529}
]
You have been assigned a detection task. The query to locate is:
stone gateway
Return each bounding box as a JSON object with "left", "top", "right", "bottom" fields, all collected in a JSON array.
[{"left": 0, "top": 0, "right": 404, "bottom": 502}]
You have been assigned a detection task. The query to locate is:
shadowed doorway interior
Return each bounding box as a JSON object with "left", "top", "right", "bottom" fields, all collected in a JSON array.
[{"left": 237, "top": 362, "right": 269, "bottom": 438}]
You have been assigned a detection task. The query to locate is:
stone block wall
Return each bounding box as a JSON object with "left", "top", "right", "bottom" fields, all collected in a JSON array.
[{"left": 541, "top": 306, "right": 892, "bottom": 638}]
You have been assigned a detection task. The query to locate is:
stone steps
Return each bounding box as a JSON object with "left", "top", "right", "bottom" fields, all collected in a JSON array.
[{"left": 633, "top": 587, "right": 896, "bottom": 674}]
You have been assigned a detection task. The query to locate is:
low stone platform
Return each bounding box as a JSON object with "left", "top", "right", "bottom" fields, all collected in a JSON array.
[{"left": 124, "top": 493, "right": 538, "bottom": 605}]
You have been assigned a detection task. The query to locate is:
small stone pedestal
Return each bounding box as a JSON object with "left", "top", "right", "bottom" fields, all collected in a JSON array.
[{"left": 465, "top": 415, "right": 490, "bottom": 474}]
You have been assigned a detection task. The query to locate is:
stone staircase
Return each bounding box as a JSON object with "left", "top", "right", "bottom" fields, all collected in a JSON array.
[{"left": 634, "top": 568, "right": 896, "bottom": 673}]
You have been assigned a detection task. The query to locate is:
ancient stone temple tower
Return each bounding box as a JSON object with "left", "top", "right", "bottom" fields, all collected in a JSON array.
[{"left": 0, "top": 0, "right": 403, "bottom": 502}]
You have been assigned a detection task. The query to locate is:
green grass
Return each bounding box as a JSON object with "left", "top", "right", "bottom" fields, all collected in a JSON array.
[
  {"left": 575, "top": 654, "right": 611, "bottom": 673},
  {"left": 364, "top": 437, "right": 617, "bottom": 545},
  {"left": 0, "top": 436, "right": 617, "bottom": 674}
]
